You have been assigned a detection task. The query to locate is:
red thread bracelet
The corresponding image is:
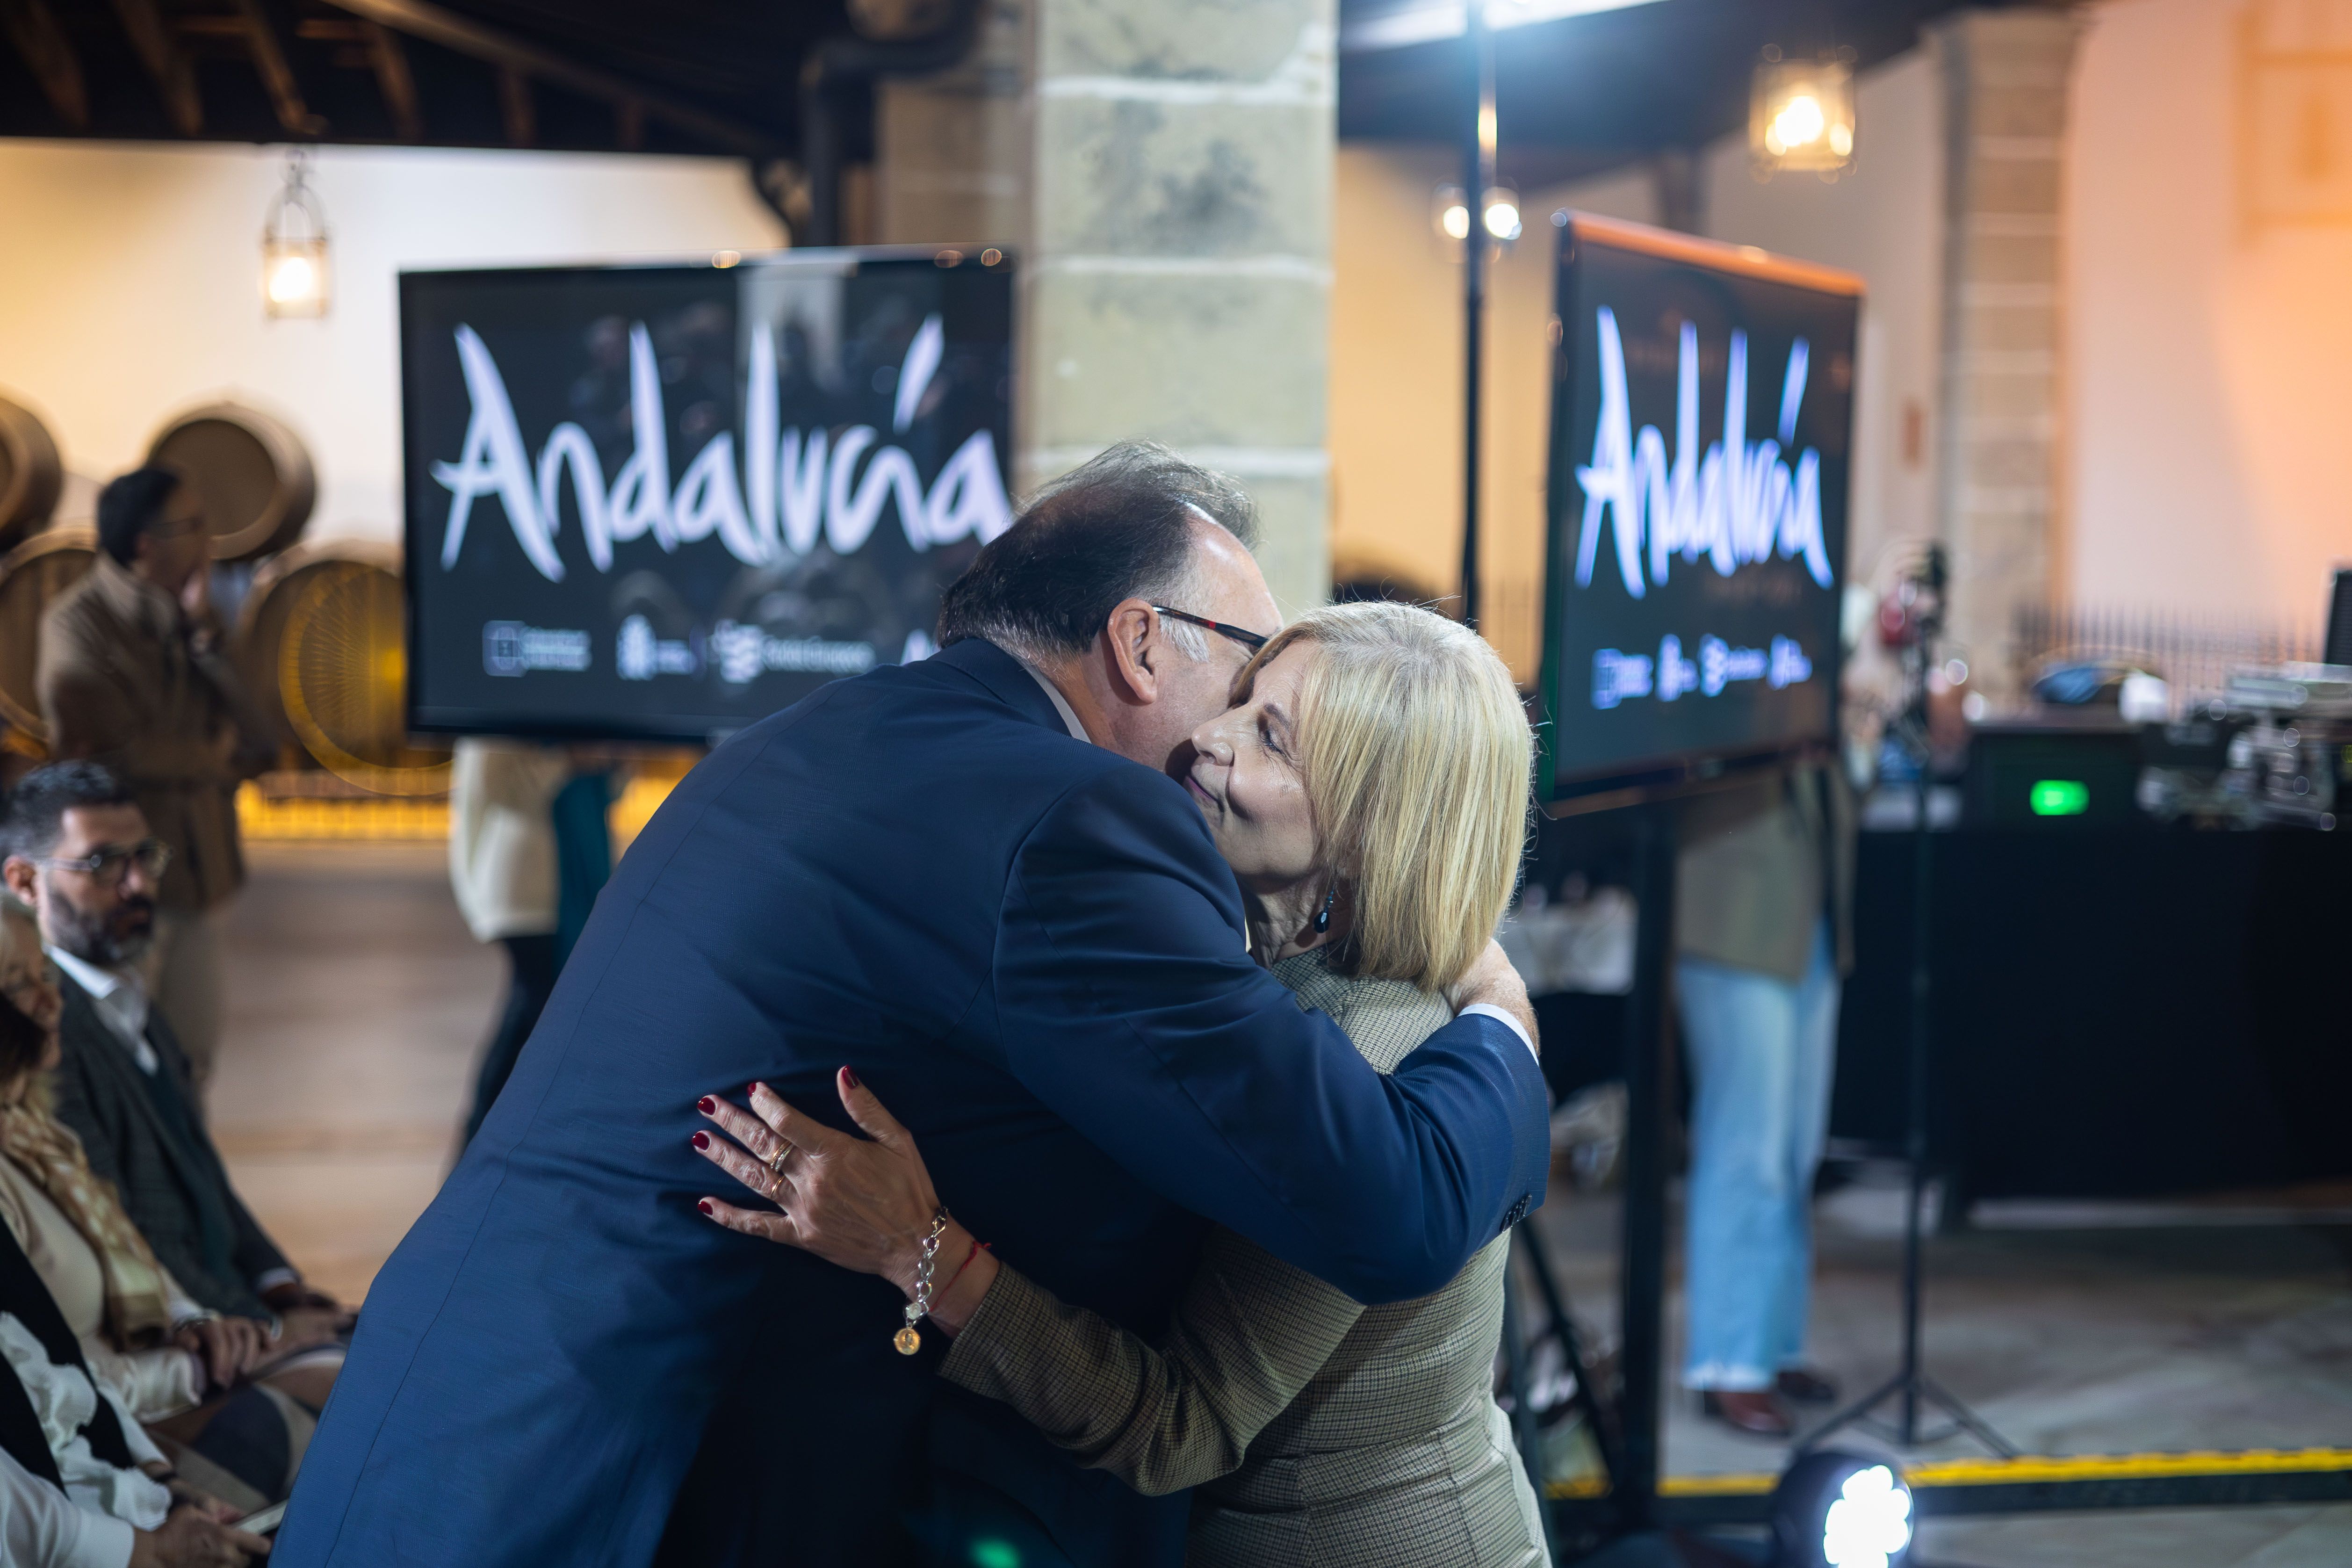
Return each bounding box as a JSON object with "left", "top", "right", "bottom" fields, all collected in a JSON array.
[{"left": 934, "top": 1236, "right": 990, "bottom": 1310}]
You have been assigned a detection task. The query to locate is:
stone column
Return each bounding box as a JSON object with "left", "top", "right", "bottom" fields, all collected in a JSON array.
[
  {"left": 873, "top": 0, "right": 1029, "bottom": 247},
  {"left": 1927, "top": 7, "right": 2083, "bottom": 700},
  {"left": 1021, "top": 0, "right": 1335, "bottom": 614}
]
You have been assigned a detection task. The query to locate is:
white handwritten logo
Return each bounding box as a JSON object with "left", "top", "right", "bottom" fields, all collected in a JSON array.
[
  {"left": 1574, "top": 308, "right": 1833, "bottom": 600},
  {"left": 434, "top": 313, "right": 1013, "bottom": 582},
  {"left": 1590, "top": 633, "right": 1813, "bottom": 711},
  {"left": 614, "top": 614, "right": 697, "bottom": 680}
]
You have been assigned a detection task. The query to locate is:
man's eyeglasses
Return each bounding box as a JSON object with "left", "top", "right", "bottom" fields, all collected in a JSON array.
[
  {"left": 1151, "top": 606, "right": 1269, "bottom": 655},
  {"left": 34, "top": 839, "right": 172, "bottom": 887}
]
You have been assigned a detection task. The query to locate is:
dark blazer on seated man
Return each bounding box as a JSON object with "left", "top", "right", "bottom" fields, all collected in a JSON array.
[
  {"left": 46, "top": 961, "right": 292, "bottom": 1322},
  {"left": 275, "top": 632, "right": 1551, "bottom": 1568}
]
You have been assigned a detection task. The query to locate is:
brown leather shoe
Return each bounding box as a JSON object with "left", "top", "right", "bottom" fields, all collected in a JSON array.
[
  {"left": 1776, "top": 1367, "right": 1839, "bottom": 1405},
  {"left": 1701, "top": 1389, "right": 1794, "bottom": 1437}
]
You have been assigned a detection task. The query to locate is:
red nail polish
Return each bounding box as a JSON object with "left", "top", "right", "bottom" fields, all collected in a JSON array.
[
  {"left": 691, "top": 1131, "right": 710, "bottom": 1150},
  {"left": 697, "top": 1199, "right": 714, "bottom": 1216},
  {"left": 697, "top": 1096, "right": 715, "bottom": 1114},
  {"left": 842, "top": 1067, "right": 860, "bottom": 1088}
]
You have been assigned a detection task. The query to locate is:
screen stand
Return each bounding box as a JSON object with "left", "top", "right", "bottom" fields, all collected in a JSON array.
[{"left": 1615, "top": 798, "right": 1677, "bottom": 1527}]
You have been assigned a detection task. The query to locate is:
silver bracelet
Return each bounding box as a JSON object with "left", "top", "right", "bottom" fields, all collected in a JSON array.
[{"left": 895, "top": 1208, "right": 952, "bottom": 1356}]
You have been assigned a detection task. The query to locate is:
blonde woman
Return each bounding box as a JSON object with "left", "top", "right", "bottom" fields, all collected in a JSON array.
[{"left": 694, "top": 602, "right": 1547, "bottom": 1567}]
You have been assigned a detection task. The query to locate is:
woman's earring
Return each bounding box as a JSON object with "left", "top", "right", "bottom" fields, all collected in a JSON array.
[{"left": 1313, "top": 883, "right": 1337, "bottom": 935}]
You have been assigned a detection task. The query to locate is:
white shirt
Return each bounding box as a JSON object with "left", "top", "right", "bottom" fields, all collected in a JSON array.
[
  {"left": 1013, "top": 658, "right": 1538, "bottom": 1062},
  {"left": 41, "top": 952, "right": 153, "bottom": 1077},
  {"left": 0, "top": 1447, "right": 132, "bottom": 1568}
]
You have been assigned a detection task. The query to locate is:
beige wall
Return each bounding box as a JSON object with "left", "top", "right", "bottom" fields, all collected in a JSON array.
[
  {"left": 0, "top": 140, "right": 782, "bottom": 548},
  {"left": 1328, "top": 146, "right": 1654, "bottom": 680},
  {"left": 1703, "top": 49, "right": 1948, "bottom": 627},
  {"left": 2067, "top": 0, "right": 2350, "bottom": 632}
]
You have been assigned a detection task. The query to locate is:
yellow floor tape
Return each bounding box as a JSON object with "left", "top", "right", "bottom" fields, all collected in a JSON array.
[{"left": 1549, "top": 1447, "right": 2352, "bottom": 1500}]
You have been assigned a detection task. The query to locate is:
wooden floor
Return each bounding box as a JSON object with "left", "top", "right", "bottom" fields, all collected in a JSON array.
[{"left": 208, "top": 839, "right": 498, "bottom": 1304}]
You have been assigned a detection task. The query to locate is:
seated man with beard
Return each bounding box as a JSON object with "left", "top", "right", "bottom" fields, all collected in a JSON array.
[{"left": 0, "top": 762, "right": 349, "bottom": 1344}]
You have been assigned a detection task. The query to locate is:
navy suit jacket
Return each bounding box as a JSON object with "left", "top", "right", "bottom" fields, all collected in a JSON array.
[{"left": 275, "top": 638, "right": 1550, "bottom": 1568}]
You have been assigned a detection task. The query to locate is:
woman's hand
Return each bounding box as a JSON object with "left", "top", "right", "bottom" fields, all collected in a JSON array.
[
  {"left": 174, "top": 1316, "right": 265, "bottom": 1394},
  {"left": 693, "top": 1073, "right": 961, "bottom": 1302},
  {"left": 130, "top": 1505, "right": 270, "bottom": 1566},
  {"left": 142, "top": 1466, "right": 238, "bottom": 1524}
]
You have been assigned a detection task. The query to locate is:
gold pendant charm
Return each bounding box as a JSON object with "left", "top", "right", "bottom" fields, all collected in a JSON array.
[{"left": 894, "top": 1326, "right": 922, "bottom": 1356}]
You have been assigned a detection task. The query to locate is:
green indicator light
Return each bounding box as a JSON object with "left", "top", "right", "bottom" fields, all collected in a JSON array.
[
  {"left": 970, "top": 1541, "right": 1022, "bottom": 1568},
  {"left": 2030, "top": 779, "right": 2089, "bottom": 817}
]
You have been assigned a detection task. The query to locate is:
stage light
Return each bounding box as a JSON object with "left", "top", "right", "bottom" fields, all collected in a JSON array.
[
  {"left": 261, "top": 149, "right": 329, "bottom": 318},
  {"left": 1482, "top": 187, "right": 1522, "bottom": 242},
  {"left": 1342, "top": 0, "right": 1666, "bottom": 51},
  {"left": 1434, "top": 184, "right": 1472, "bottom": 243},
  {"left": 1751, "top": 52, "right": 1857, "bottom": 178},
  {"left": 1771, "top": 1451, "right": 1913, "bottom": 1568}
]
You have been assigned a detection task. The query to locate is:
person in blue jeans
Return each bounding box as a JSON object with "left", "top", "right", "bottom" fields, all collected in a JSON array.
[{"left": 1674, "top": 763, "right": 1854, "bottom": 1437}]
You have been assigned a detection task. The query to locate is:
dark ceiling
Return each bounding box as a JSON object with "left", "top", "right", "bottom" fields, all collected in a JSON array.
[
  {"left": 0, "top": 0, "right": 2035, "bottom": 174},
  {"left": 1341, "top": 0, "right": 2025, "bottom": 184},
  {"left": 0, "top": 0, "right": 840, "bottom": 157}
]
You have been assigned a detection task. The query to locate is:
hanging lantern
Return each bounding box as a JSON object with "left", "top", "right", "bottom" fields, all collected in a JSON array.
[
  {"left": 261, "top": 150, "right": 330, "bottom": 318},
  {"left": 1751, "top": 49, "right": 1857, "bottom": 178}
]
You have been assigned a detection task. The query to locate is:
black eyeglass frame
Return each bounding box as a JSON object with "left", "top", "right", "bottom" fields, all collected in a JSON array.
[
  {"left": 1150, "top": 605, "right": 1270, "bottom": 654},
  {"left": 32, "top": 839, "right": 173, "bottom": 887}
]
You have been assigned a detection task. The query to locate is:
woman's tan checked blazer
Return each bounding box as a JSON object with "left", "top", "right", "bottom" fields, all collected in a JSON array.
[{"left": 942, "top": 948, "right": 1549, "bottom": 1567}]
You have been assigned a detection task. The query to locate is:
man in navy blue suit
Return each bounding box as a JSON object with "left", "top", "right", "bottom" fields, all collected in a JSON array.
[{"left": 275, "top": 444, "right": 1550, "bottom": 1568}]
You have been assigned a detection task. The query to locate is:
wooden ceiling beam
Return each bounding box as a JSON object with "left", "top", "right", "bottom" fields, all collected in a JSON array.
[
  {"left": 319, "top": 0, "right": 785, "bottom": 155},
  {"left": 0, "top": 0, "right": 88, "bottom": 130},
  {"left": 359, "top": 18, "right": 421, "bottom": 140},
  {"left": 110, "top": 0, "right": 204, "bottom": 136},
  {"left": 497, "top": 65, "right": 533, "bottom": 147},
  {"left": 235, "top": 0, "right": 326, "bottom": 136}
]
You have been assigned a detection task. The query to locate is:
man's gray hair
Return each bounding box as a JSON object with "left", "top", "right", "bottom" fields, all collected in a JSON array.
[{"left": 936, "top": 441, "right": 1258, "bottom": 664}]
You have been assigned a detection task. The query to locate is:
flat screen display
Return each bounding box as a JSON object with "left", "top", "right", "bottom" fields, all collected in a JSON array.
[
  {"left": 401, "top": 250, "right": 1013, "bottom": 740},
  {"left": 1540, "top": 215, "right": 1858, "bottom": 799}
]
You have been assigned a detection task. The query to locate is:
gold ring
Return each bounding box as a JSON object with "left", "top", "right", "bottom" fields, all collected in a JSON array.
[{"left": 766, "top": 1143, "right": 792, "bottom": 1175}]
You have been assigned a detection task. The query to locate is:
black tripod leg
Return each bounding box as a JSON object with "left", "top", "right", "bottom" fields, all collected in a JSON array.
[
  {"left": 1919, "top": 1373, "right": 2020, "bottom": 1459},
  {"left": 1797, "top": 1368, "right": 1910, "bottom": 1455},
  {"left": 1515, "top": 1218, "right": 1624, "bottom": 1489},
  {"left": 1499, "top": 1263, "right": 1561, "bottom": 1562}
]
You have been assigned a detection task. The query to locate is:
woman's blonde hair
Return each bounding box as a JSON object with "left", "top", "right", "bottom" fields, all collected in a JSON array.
[{"left": 1233, "top": 601, "right": 1532, "bottom": 992}]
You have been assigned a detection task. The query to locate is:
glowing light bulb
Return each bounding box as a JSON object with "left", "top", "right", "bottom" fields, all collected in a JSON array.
[
  {"left": 1441, "top": 203, "right": 1471, "bottom": 241},
  {"left": 1821, "top": 1465, "right": 1912, "bottom": 1568},
  {"left": 267, "top": 253, "right": 316, "bottom": 305},
  {"left": 1772, "top": 92, "right": 1827, "bottom": 151},
  {"left": 1484, "top": 198, "right": 1521, "bottom": 240}
]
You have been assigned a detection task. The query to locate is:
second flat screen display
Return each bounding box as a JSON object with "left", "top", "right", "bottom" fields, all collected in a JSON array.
[{"left": 1542, "top": 218, "right": 1858, "bottom": 798}]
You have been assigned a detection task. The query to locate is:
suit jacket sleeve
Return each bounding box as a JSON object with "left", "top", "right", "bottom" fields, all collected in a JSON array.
[
  {"left": 147, "top": 1017, "right": 292, "bottom": 1288},
  {"left": 940, "top": 1226, "right": 1360, "bottom": 1495},
  {"left": 995, "top": 769, "right": 1549, "bottom": 1305}
]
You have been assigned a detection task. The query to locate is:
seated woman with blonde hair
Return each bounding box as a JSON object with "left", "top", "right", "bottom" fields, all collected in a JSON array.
[
  {"left": 695, "top": 601, "right": 1548, "bottom": 1567},
  {"left": 0, "top": 900, "right": 337, "bottom": 1516}
]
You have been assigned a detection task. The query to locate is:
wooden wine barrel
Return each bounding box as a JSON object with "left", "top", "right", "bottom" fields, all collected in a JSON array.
[
  {"left": 235, "top": 541, "right": 449, "bottom": 795},
  {"left": 0, "top": 526, "right": 97, "bottom": 743},
  {"left": 0, "top": 394, "right": 64, "bottom": 552},
  {"left": 146, "top": 404, "right": 315, "bottom": 562}
]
